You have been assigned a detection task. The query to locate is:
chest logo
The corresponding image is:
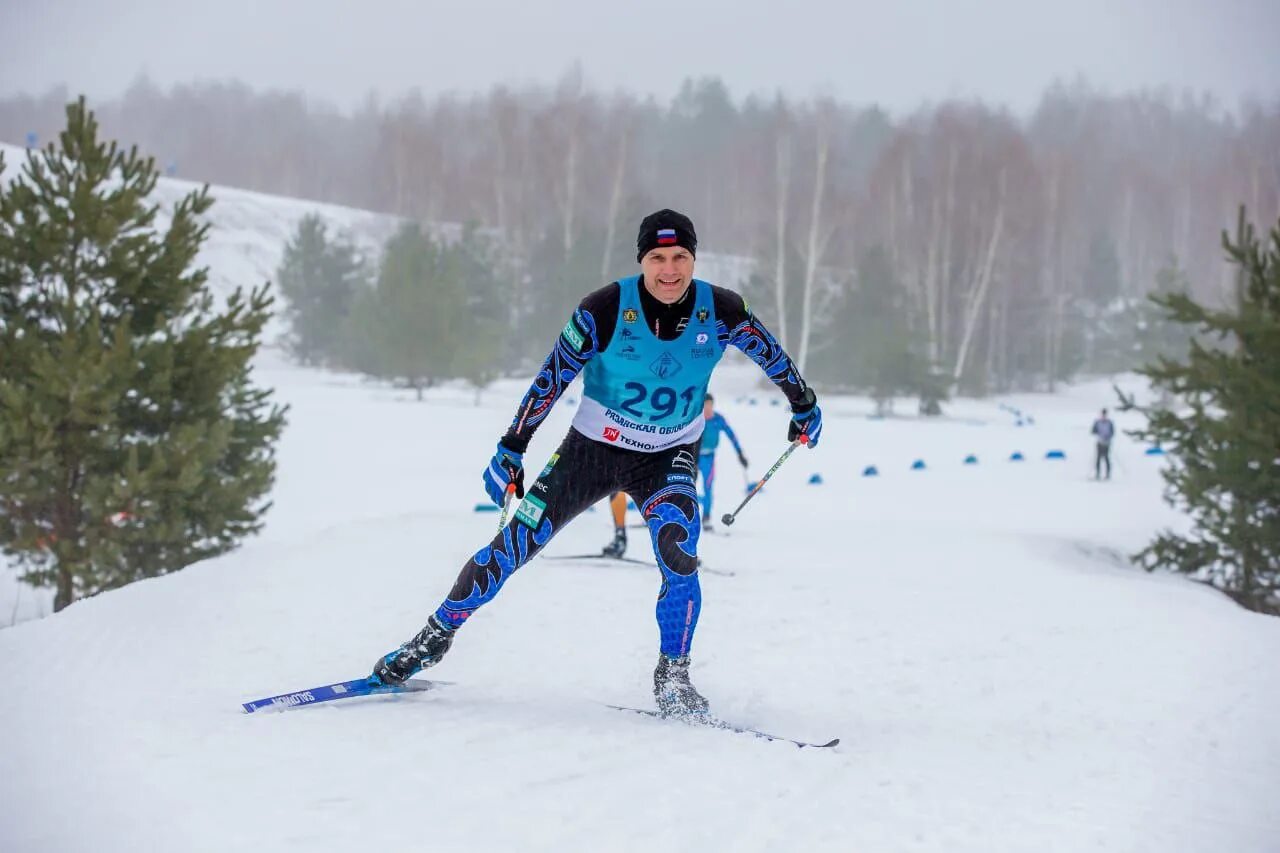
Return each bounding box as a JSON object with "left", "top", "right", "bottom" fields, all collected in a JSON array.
[
  {"left": 696, "top": 307, "right": 709, "bottom": 322},
  {"left": 650, "top": 352, "right": 683, "bottom": 379},
  {"left": 623, "top": 308, "right": 638, "bottom": 323}
]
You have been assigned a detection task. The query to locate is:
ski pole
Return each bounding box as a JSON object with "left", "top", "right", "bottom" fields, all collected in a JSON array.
[
  {"left": 721, "top": 435, "right": 807, "bottom": 527},
  {"left": 496, "top": 483, "right": 517, "bottom": 531}
]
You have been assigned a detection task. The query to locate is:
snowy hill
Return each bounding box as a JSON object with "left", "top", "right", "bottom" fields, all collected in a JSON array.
[
  {"left": 0, "top": 141, "right": 404, "bottom": 344},
  {"left": 0, "top": 142, "right": 758, "bottom": 342},
  {"left": 2, "top": 347, "right": 1279, "bottom": 852}
]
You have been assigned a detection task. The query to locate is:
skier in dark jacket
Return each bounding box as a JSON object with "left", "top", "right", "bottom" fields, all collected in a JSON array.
[
  {"left": 1091, "top": 409, "right": 1115, "bottom": 479},
  {"left": 370, "top": 210, "right": 823, "bottom": 714}
]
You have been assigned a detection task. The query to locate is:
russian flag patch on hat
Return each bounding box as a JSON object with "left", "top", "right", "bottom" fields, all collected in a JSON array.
[{"left": 656, "top": 228, "right": 678, "bottom": 245}]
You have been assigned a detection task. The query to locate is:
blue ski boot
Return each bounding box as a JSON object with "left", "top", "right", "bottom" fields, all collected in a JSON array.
[{"left": 372, "top": 615, "right": 455, "bottom": 686}]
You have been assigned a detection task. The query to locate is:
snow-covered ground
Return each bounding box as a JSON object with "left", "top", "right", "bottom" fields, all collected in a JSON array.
[
  {"left": 2, "top": 348, "right": 1278, "bottom": 852},
  {"left": 2, "top": 151, "right": 1278, "bottom": 851}
]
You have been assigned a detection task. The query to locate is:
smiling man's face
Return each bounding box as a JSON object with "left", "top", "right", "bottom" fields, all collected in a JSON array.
[{"left": 640, "top": 246, "right": 694, "bottom": 304}]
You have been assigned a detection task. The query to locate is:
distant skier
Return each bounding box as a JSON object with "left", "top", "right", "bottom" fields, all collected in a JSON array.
[
  {"left": 370, "top": 209, "right": 822, "bottom": 715},
  {"left": 697, "top": 393, "right": 747, "bottom": 531},
  {"left": 601, "top": 491, "right": 629, "bottom": 558},
  {"left": 1091, "top": 408, "right": 1114, "bottom": 479}
]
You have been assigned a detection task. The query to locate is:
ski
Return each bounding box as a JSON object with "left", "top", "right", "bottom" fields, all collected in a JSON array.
[
  {"left": 243, "top": 678, "right": 833, "bottom": 748},
  {"left": 242, "top": 677, "right": 444, "bottom": 714},
  {"left": 543, "top": 553, "right": 735, "bottom": 577},
  {"left": 546, "top": 552, "right": 652, "bottom": 566},
  {"left": 607, "top": 704, "right": 839, "bottom": 749}
]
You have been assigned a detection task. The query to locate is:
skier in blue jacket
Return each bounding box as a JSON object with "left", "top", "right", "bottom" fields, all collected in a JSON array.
[
  {"left": 370, "top": 210, "right": 823, "bottom": 714},
  {"left": 698, "top": 393, "right": 746, "bottom": 531}
]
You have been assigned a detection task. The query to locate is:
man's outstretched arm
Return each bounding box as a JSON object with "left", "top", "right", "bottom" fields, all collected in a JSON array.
[
  {"left": 712, "top": 286, "right": 822, "bottom": 446},
  {"left": 501, "top": 306, "right": 599, "bottom": 453}
]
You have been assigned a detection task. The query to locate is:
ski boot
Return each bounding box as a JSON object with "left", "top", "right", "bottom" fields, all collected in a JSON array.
[
  {"left": 601, "top": 528, "right": 627, "bottom": 559},
  {"left": 372, "top": 615, "right": 455, "bottom": 686},
  {"left": 653, "top": 653, "right": 710, "bottom": 716}
]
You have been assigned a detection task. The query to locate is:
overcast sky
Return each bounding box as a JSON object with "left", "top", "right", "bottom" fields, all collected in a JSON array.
[{"left": 2, "top": 0, "right": 1277, "bottom": 114}]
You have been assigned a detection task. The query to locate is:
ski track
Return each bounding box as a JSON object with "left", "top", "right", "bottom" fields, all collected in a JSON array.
[
  {"left": 2, "top": 357, "right": 1279, "bottom": 852},
  {"left": 1, "top": 359, "right": 1276, "bottom": 852}
]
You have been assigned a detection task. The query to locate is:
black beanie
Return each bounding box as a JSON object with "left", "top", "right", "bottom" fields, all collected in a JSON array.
[{"left": 636, "top": 209, "right": 697, "bottom": 262}]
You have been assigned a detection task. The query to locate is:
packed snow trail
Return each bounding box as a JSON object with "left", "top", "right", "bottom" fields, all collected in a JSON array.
[{"left": 3, "top": 353, "right": 1278, "bottom": 853}]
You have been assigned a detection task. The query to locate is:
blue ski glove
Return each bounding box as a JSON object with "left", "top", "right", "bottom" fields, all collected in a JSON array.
[
  {"left": 788, "top": 390, "right": 823, "bottom": 448},
  {"left": 482, "top": 442, "right": 525, "bottom": 506}
]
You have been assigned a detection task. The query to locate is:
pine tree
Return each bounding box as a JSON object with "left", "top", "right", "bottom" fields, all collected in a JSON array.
[
  {"left": 277, "top": 214, "right": 365, "bottom": 365},
  {"left": 1094, "top": 258, "right": 1193, "bottom": 375},
  {"left": 0, "top": 98, "right": 286, "bottom": 612},
  {"left": 1081, "top": 230, "right": 1122, "bottom": 307},
  {"left": 1076, "top": 231, "right": 1124, "bottom": 373},
  {"left": 1120, "top": 210, "right": 1280, "bottom": 615},
  {"left": 858, "top": 248, "right": 915, "bottom": 415},
  {"left": 910, "top": 357, "right": 951, "bottom": 417},
  {"left": 1133, "top": 261, "right": 1195, "bottom": 367},
  {"left": 343, "top": 223, "right": 499, "bottom": 399},
  {"left": 814, "top": 244, "right": 945, "bottom": 415},
  {"left": 450, "top": 225, "right": 508, "bottom": 402},
  {"left": 524, "top": 222, "right": 610, "bottom": 363}
]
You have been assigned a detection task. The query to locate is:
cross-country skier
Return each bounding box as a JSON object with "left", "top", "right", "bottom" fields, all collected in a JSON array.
[
  {"left": 370, "top": 209, "right": 823, "bottom": 714},
  {"left": 697, "top": 393, "right": 746, "bottom": 532},
  {"left": 1091, "top": 408, "right": 1115, "bottom": 480}
]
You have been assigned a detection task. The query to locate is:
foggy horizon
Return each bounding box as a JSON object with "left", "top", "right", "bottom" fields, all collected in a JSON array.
[{"left": 3, "top": 0, "right": 1279, "bottom": 117}]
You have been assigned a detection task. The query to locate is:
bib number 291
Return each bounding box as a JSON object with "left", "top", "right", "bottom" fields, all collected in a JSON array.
[{"left": 619, "top": 383, "right": 698, "bottom": 422}]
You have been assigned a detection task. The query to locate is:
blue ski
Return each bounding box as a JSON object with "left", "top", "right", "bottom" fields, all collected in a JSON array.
[
  {"left": 608, "top": 705, "right": 838, "bottom": 749},
  {"left": 242, "top": 677, "right": 443, "bottom": 713}
]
